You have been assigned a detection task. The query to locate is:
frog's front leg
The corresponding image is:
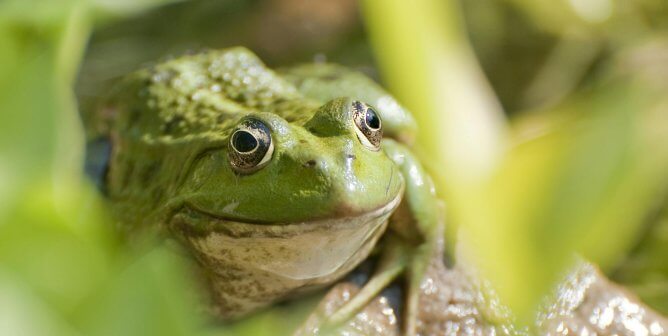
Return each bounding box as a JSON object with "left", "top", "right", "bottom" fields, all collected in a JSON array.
[
  {"left": 384, "top": 139, "right": 445, "bottom": 335},
  {"left": 324, "top": 139, "right": 445, "bottom": 335}
]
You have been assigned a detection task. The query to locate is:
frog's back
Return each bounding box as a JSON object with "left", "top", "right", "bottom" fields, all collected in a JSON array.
[{"left": 100, "top": 47, "right": 317, "bottom": 140}]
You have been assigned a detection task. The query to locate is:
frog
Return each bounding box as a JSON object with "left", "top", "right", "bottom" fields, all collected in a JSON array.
[{"left": 96, "top": 47, "right": 443, "bottom": 335}]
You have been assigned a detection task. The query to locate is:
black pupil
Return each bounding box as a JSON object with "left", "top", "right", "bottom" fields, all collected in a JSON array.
[
  {"left": 365, "top": 108, "right": 380, "bottom": 129},
  {"left": 232, "top": 131, "right": 258, "bottom": 153}
]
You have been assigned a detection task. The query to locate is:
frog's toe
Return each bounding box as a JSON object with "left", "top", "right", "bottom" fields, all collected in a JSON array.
[{"left": 404, "top": 241, "right": 443, "bottom": 335}]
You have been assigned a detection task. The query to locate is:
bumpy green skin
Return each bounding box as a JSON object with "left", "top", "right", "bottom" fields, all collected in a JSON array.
[
  {"left": 101, "top": 47, "right": 435, "bottom": 319},
  {"left": 279, "top": 64, "right": 418, "bottom": 145}
]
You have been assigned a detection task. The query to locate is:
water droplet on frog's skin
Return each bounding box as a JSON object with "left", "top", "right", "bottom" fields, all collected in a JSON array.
[
  {"left": 194, "top": 74, "right": 207, "bottom": 87},
  {"left": 191, "top": 91, "right": 204, "bottom": 101},
  {"left": 152, "top": 70, "right": 175, "bottom": 83},
  {"left": 222, "top": 202, "right": 239, "bottom": 213},
  {"left": 171, "top": 78, "right": 184, "bottom": 88}
]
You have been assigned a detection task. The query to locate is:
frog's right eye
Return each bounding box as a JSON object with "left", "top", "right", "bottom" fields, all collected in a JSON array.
[{"left": 228, "top": 119, "right": 274, "bottom": 174}]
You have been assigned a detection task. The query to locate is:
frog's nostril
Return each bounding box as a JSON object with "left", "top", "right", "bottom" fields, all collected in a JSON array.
[{"left": 303, "top": 160, "right": 317, "bottom": 168}]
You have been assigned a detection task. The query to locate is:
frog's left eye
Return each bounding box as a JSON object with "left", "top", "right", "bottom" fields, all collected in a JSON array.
[
  {"left": 228, "top": 118, "right": 274, "bottom": 174},
  {"left": 352, "top": 101, "right": 382, "bottom": 151}
]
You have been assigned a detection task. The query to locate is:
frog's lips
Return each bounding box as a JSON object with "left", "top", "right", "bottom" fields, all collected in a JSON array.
[{"left": 181, "top": 191, "right": 403, "bottom": 238}]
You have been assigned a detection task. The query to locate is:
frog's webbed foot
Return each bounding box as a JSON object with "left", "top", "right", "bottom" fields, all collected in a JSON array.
[{"left": 320, "top": 235, "right": 409, "bottom": 331}]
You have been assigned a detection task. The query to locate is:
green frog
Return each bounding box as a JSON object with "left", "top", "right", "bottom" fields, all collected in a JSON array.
[{"left": 97, "top": 47, "right": 442, "bottom": 334}]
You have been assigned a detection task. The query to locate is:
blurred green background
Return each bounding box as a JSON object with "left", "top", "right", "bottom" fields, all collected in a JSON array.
[{"left": 1, "top": 0, "right": 667, "bottom": 335}]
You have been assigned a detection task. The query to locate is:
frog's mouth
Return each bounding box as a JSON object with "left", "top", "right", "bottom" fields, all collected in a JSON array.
[
  {"left": 173, "top": 192, "right": 402, "bottom": 281},
  {"left": 180, "top": 191, "right": 402, "bottom": 237}
]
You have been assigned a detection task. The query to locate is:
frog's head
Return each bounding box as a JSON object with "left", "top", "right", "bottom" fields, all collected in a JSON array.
[
  {"left": 179, "top": 97, "right": 403, "bottom": 225},
  {"left": 169, "top": 98, "right": 404, "bottom": 312}
]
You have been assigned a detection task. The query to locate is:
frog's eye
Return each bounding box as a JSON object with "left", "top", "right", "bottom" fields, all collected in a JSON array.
[
  {"left": 228, "top": 118, "right": 274, "bottom": 174},
  {"left": 352, "top": 101, "right": 382, "bottom": 151}
]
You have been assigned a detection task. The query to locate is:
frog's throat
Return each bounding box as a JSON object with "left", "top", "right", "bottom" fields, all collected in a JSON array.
[{"left": 177, "top": 192, "right": 402, "bottom": 281}]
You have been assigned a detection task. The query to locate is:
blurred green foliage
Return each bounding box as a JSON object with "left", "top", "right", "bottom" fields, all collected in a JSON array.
[
  {"left": 0, "top": 1, "right": 205, "bottom": 335},
  {"left": 364, "top": 0, "right": 668, "bottom": 323},
  {"left": 1, "top": 0, "right": 667, "bottom": 335},
  {"left": 613, "top": 200, "right": 668, "bottom": 313}
]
